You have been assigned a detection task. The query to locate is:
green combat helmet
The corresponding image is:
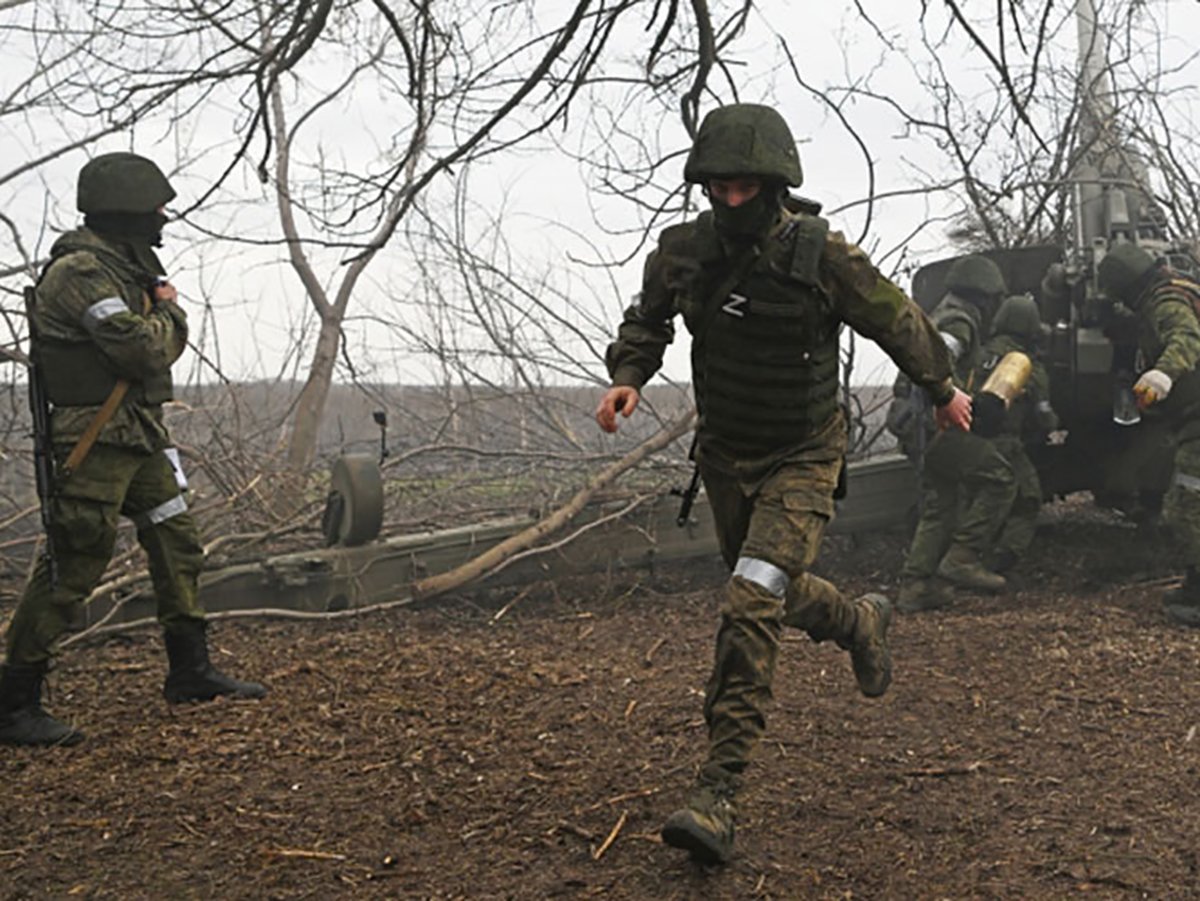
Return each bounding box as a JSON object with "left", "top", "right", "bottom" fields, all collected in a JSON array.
[
  {"left": 1097, "top": 243, "right": 1158, "bottom": 305},
  {"left": 991, "top": 294, "right": 1044, "bottom": 341},
  {"left": 683, "top": 104, "right": 803, "bottom": 187},
  {"left": 77, "top": 152, "right": 176, "bottom": 215},
  {"left": 945, "top": 254, "right": 1007, "bottom": 300}
]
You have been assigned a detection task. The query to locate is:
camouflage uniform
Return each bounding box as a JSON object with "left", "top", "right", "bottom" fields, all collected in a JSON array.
[
  {"left": 0, "top": 153, "right": 265, "bottom": 749},
  {"left": 898, "top": 257, "right": 1014, "bottom": 606},
  {"left": 977, "top": 296, "right": 1058, "bottom": 570},
  {"left": 603, "top": 104, "right": 957, "bottom": 863},
  {"left": 6, "top": 227, "right": 201, "bottom": 667},
  {"left": 1099, "top": 244, "right": 1200, "bottom": 625}
]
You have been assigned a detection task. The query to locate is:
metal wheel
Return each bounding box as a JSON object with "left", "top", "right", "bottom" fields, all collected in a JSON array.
[{"left": 322, "top": 453, "right": 383, "bottom": 547}]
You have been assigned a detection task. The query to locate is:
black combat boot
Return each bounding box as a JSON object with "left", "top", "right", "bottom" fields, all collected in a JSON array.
[
  {"left": 661, "top": 764, "right": 740, "bottom": 865},
  {"left": 0, "top": 663, "right": 85, "bottom": 747},
  {"left": 1164, "top": 567, "right": 1200, "bottom": 628},
  {"left": 162, "top": 620, "right": 268, "bottom": 703}
]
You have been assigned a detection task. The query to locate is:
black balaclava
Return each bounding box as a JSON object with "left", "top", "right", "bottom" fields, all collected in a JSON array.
[
  {"left": 709, "top": 182, "right": 786, "bottom": 245},
  {"left": 84, "top": 211, "right": 169, "bottom": 277}
]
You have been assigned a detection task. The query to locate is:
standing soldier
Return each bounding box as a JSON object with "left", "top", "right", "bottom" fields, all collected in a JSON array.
[
  {"left": 896, "top": 255, "right": 1015, "bottom": 612},
  {"left": 1097, "top": 243, "right": 1200, "bottom": 627},
  {"left": 977, "top": 294, "right": 1058, "bottom": 574},
  {"left": 594, "top": 104, "right": 971, "bottom": 864},
  {"left": 0, "top": 153, "right": 267, "bottom": 748}
]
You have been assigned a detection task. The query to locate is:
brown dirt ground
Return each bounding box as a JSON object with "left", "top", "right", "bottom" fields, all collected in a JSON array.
[{"left": 3, "top": 498, "right": 1200, "bottom": 900}]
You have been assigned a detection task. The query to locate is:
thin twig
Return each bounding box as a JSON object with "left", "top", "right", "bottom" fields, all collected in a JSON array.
[{"left": 591, "top": 810, "right": 628, "bottom": 861}]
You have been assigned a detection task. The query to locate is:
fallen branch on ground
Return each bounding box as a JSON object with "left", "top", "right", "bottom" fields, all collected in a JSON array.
[{"left": 58, "top": 413, "right": 696, "bottom": 644}]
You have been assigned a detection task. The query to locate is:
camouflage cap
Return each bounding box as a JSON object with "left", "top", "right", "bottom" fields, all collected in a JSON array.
[
  {"left": 683, "top": 104, "right": 803, "bottom": 187},
  {"left": 945, "top": 254, "right": 1007, "bottom": 299},
  {"left": 991, "top": 294, "right": 1044, "bottom": 340},
  {"left": 1096, "top": 243, "right": 1157, "bottom": 303},
  {"left": 77, "top": 152, "right": 176, "bottom": 215}
]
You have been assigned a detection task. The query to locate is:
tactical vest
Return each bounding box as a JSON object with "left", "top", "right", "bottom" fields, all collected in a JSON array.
[
  {"left": 35, "top": 234, "right": 173, "bottom": 408},
  {"left": 667, "top": 211, "right": 841, "bottom": 456}
]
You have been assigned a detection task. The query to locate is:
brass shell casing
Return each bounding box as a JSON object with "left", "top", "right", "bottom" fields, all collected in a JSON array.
[{"left": 979, "top": 351, "right": 1032, "bottom": 407}]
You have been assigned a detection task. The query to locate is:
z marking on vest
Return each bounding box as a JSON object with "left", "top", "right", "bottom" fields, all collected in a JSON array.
[{"left": 722, "top": 293, "right": 748, "bottom": 318}]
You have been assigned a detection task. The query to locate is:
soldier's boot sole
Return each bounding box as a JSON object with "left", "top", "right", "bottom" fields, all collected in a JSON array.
[
  {"left": 850, "top": 593, "right": 893, "bottom": 698},
  {"left": 164, "top": 669, "right": 268, "bottom": 704},
  {"left": 661, "top": 807, "right": 734, "bottom": 865}
]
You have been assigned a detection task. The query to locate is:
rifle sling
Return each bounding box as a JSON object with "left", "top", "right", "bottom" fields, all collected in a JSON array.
[{"left": 61, "top": 380, "right": 131, "bottom": 476}]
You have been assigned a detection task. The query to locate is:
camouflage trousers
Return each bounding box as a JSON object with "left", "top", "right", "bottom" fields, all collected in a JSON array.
[
  {"left": 699, "top": 455, "right": 856, "bottom": 775},
  {"left": 1165, "top": 436, "right": 1200, "bottom": 569},
  {"left": 6, "top": 444, "right": 205, "bottom": 666},
  {"left": 901, "top": 429, "right": 1016, "bottom": 580},
  {"left": 993, "top": 436, "right": 1043, "bottom": 559}
]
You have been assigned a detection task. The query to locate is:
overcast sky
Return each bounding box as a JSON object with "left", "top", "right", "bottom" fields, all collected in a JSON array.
[{"left": 3, "top": 1, "right": 1199, "bottom": 390}]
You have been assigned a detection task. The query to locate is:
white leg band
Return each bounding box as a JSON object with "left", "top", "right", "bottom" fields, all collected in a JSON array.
[
  {"left": 163, "top": 447, "right": 189, "bottom": 491},
  {"left": 134, "top": 494, "right": 189, "bottom": 529},
  {"left": 733, "top": 556, "right": 789, "bottom": 598}
]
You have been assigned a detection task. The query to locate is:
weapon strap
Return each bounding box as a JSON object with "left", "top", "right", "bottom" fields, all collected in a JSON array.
[
  {"left": 693, "top": 213, "right": 802, "bottom": 345},
  {"left": 61, "top": 381, "right": 131, "bottom": 476},
  {"left": 59, "top": 289, "right": 152, "bottom": 477}
]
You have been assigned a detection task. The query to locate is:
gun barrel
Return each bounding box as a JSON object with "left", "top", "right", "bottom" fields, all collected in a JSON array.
[{"left": 24, "top": 286, "right": 58, "bottom": 587}]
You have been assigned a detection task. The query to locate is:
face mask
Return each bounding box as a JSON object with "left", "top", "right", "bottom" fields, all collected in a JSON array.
[
  {"left": 83, "top": 212, "right": 168, "bottom": 275},
  {"left": 85, "top": 211, "right": 169, "bottom": 247},
  {"left": 710, "top": 189, "right": 781, "bottom": 242},
  {"left": 148, "top": 211, "right": 168, "bottom": 248}
]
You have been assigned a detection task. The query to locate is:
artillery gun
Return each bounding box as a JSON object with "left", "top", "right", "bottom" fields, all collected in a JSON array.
[{"left": 905, "top": 0, "right": 1200, "bottom": 522}]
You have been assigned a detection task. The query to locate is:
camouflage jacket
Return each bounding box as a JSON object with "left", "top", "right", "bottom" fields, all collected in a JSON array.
[
  {"left": 885, "top": 291, "right": 984, "bottom": 460},
  {"left": 33, "top": 227, "right": 187, "bottom": 453},
  {"left": 1135, "top": 274, "right": 1200, "bottom": 424},
  {"left": 606, "top": 205, "right": 955, "bottom": 479},
  {"left": 929, "top": 292, "right": 988, "bottom": 391}
]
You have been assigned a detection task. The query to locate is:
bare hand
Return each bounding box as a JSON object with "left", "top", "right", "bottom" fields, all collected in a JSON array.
[
  {"left": 934, "top": 386, "right": 972, "bottom": 432},
  {"left": 595, "top": 386, "right": 640, "bottom": 433},
  {"left": 152, "top": 279, "right": 178, "bottom": 305}
]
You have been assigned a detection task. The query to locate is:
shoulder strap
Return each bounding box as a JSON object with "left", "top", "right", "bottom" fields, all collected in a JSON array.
[
  {"left": 784, "top": 213, "right": 830, "bottom": 286},
  {"left": 694, "top": 245, "right": 762, "bottom": 344}
]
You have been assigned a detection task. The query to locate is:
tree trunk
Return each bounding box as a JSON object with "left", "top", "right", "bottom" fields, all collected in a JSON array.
[{"left": 286, "top": 313, "right": 341, "bottom": 470}]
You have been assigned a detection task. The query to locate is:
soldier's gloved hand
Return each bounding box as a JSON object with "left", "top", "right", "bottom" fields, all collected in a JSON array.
[{"left": 1133, "top": 369, "right": 1172, "bottom": 410}]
